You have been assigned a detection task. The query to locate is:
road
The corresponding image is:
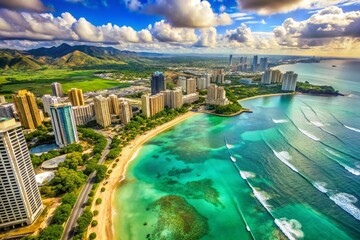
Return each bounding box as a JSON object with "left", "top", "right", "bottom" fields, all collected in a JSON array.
[{"left": 62, "top": 134, "right": 111, "bottom": 240}]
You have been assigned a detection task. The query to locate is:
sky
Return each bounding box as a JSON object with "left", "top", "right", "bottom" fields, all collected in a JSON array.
[{"left": 0, "top": 0, "right": 359, "bottom": 57}]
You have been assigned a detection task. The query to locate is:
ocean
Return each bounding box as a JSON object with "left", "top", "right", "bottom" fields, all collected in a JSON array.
[{"left": 114, "top": 59, "right": 360, "bottom": 240}]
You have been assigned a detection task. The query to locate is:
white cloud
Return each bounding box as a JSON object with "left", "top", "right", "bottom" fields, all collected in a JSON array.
[
  {"left": 0, "top": 0, "right": 47, "bottom": 12},
  {"left": 244, "top": 19, "right": 266, "bottom": 24},
  {"left": 236, "top": 0, "right": 360, "bottom": 15},
  {"left": 219, "top": 5, "right": 226, "bottom": 13},
  {"left": 124, "top": 0, "right": 142, "bottom": 11},
  {"left": 226, "top": 23, "right": 254, "bottom": 44},
  {"left": 0, "top": 10, "right": 153, "bottom": 44},
  {"left": 138, "top": 0, "right": 233, "bottom": 28},
  {"left": 151, "top": 20, "right": 198, "bottom": 43},
  {"left": 195, "top": 27, "right": 217, "bottom": 47},
  {"left": 274, "top": 6, "right": 360, "bottom": 48}
]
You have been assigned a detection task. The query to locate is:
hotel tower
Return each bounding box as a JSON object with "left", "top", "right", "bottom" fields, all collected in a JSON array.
[
  {"left": 50, "top": 103, "right": 79, "bottom": 148},
  {"left": 12, "top": 90, "right": 43, "bottom": 129},
  {"left": 0, "top": 118, "right": 43, "bottom": 230}
]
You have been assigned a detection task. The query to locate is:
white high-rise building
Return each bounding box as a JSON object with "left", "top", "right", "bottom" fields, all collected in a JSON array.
[
  {"left": 72, "top": 103, "right": 95, "bottom": 126},
  {"left": 0, "top": 118, "right": 43, "bottom": 230},
  {"left": 197, "top": 77, "right": 210, "bottom": 90},
  {"left": 282, "top": 71, "right": 298, "bottom": 91},
  {"left": 261, "top": 69, "right": 283, "bottom": 85},
  {"left": 206, "top": 84, "right": 229, "bottom": 106},
  {"left": 161, "top": 88, "right": 183, "bottom": 109},
  {"left": 119, "top": 100, "right": 132, "bottom": 124},
  {"left": 178, "top": 76, "right": 187, "bottom": 92},
  {"left": 50, "top": 103, "right": 79, "bottom": 148},
  {"left": 42, "top": 95, "right": 61, "bottom": 115},
  {"left": 51, "top": 82, "right": 63, "bottom": 97}
]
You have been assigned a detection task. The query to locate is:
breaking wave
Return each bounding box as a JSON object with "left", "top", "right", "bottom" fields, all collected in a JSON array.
[
  {"left": 313, "top": 182, "right": 328, "bottom": 193},
  {"left": 274, "top": 218, "right": 304, "bottom": 240},
  {"left": 239, "top": 171, "right": 256, "bottom": 179},
  {"left": 298, "top": 128, "right": 321, "bottom": 142},
  {"left": 325, "top": 149, "right": 360, "bottom": 176},
  {"left": 329, "top": 193, "right": 360, "bottom": 220},
  {"left": 273, "top": 150, "right": 299, "bottom": 173},
  {"left": 344, "top": 125, "right": 360, "bottom": 133},
  {"left": 273, "top": 119, "right": 288, "bottom": 124},
  {"left": 310, "top": 121, "right": 325, "bottom": 127}
]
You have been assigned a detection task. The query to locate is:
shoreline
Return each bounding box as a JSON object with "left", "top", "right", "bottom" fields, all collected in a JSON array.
[
  {"left": 201, "top": 108, "right": 253, "bottom": 117},
  {"left": 89, "top": 111, "right": 197, "bottom": 240},
  {"left": 89, "top": 91, "right": 337, "bottom": 239},
  {"left": 239, "top": 92, "right": 296, "bottom": 103}
]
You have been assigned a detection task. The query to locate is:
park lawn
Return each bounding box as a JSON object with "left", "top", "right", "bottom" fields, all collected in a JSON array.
[{"left": 0, "top": 68, "right": 130, "bottom": 97}]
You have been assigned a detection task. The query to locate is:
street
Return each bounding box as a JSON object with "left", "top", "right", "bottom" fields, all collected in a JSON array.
[{"left": 61, "top": 134, "right": 111, "bottom": 240}]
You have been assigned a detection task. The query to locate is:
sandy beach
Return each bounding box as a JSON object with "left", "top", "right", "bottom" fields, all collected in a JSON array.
[
  {"left": 89, "top": 111, "right": 197, "bottom": 240},
  {"left": 239, "top": 92, "right": 296, "bottom": 102}
]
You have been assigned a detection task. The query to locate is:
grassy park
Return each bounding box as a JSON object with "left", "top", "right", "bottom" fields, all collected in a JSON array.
[{"left": 0, "top": 69, "right": 131, "bottom": 98}]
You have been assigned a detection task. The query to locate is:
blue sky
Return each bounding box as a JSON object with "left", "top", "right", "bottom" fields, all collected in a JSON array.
[{"left": 0, "top": 0, "right": 359, "bottom": 57}]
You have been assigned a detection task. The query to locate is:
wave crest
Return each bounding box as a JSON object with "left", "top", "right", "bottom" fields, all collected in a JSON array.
[
  {"left": 272, "top": 119, "right": 288, "bottom": 124},
  {"left": 344, "top": 125, "right": 360, "bottom": 133},
  {"left": 313, "top": 182, "right": 328, "bottom": 193},
  {"left": 330, "top": 193, "right": 360, "bottom": 220},
  {"left": 273, "top": 150, "right": 299, "bottom": 173},
  {"left": 299, "top": 128, "right": 320, "bottom": 141},
  {"left": 274, "top": 218, "right": 304, "bottom": 240}
]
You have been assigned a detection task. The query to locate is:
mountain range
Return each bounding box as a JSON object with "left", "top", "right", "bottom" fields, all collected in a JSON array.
[{"left": 0, "top": 43, "right": 150, "bottom": 70}]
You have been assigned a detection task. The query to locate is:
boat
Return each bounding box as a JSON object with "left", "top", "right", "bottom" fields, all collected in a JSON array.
[
  {"left": 332, "top": 65, "right": 336, "bottom": 67},
  {"left": 230, "top": 156, "right": 236, "bottom": 162},
  {"left": 246, "top": 226, "right": 251, "bottom": 232}
]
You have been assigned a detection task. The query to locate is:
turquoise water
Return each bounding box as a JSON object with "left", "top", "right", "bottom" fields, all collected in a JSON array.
[
  {"left": 114, "top": 59, "right": 360, "bottom": 240},
  {"left": 30, "top": 143, "right": 58, "bottom": 154}
]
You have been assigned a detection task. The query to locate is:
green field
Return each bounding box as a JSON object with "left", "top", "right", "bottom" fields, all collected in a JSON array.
[{"left": 0, "top": 69, "right": 131, "bottom": 98}]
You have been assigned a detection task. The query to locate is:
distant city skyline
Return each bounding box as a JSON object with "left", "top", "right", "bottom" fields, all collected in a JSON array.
[{"left": 0, "top": 0, "right": 359, "bottom": 57}]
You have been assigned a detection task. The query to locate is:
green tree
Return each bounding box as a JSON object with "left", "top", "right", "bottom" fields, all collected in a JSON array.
[
  {"left": 62, "top": 192, "right": 77, "bottom": 206},
  {"left": 89, "top": 232, "right": 97, "bottom": 240},
  {"left": 38, "top": 224, "right": 63, "bottom": 240},
  {"left": 95, "top": 198, "right": 102, "bottom": 205},
  {"left": 91, "top": 220, "right": 98, "bottom": 227},
  {"left": 51, "top": 167, "right": 85, "bottom": 194},
  {"left": 95, "top": 165, "right": 107, "bottom": 183},
  {"left": 75, "top": 208, "right": 93, "bottom": 235},
  {"left": 52, "top": 204, "right": 72, "bottom": 224}
]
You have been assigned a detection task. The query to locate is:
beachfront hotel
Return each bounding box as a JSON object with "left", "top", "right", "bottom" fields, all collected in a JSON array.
[
  {"left": 109, "top": 94, "right": 121, "bottom": 116},
  {"left": 51, "top": 82, "right": 63, "bottom": 97},
  {"left": 261, "top": 69, "right": 283, "bottom": 85},
  {"left": 119, "top": 100, "right": 133, "bottom": 124},
  {"left": 0, "top": 118, "right": 43, "bottom": 230},
  {"left": 206, "top": 84, "right": 229, "bottom": 106},
  {"left": 72, "top": 103, "right": 95, "bottom": 126},
  {"left": 50, "top": 103, "right": 79, "bottom": 148},
  {"left": 12, "top": 90, "right": 43, "bottom": 130},
  {"left": 282, "top": 71, "right": 298, "bottom": 92},
  {"left": 68, "top": 88, "right": 85, "bottom": 106},
  {"left": 141, "top": 93, "right": 164, "bottom": 118},
  {"left": 161, "top": 88, "right": 183, "bottom": 109},
  {"left": 94, "top": 95, "right": 112, "bottom": 127}
]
